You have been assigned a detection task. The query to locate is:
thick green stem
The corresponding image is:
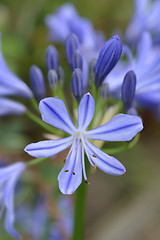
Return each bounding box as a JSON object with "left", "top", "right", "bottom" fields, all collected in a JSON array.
[{"left": 72, "top": 180, "right": 87, "bottom": 240}]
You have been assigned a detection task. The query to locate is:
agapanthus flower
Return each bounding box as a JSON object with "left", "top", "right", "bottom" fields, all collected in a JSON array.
[
  {"left": 125, "top": 0, "right": 160, "bottom": 47},
  {"left": 0, "top": 34, "right": 33, "bottom": 99},
  {"left": 25, "top": 93, "right": 143, "bottom": 195},
  {"left": 0, "top": 162, "right": 26, "bottom": 239},
  {"left": 45, "top": 3, "right": 104, "bottom": 61},
  {"left": 105, "top": 32, "right": 160, "bottom": 110}
]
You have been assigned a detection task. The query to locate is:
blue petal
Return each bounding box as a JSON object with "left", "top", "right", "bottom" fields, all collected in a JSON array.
[
  {"left": 85, "top": 140, "right": 125, "bottom": 175},
  {"left": 78, "top": 93, "right": 95, "bottom": 130},
  {"left": 137, "top": 32, "right": 152, "bottom": 65},
  {"left": 58, "top": 138, "right": 82, "bottom": 194},
  {"left": 0, "top": 98, "right": 26, "bottom": 116},
  {"left": 87, "top": 114, "right": 143, "bottom": 141},
  {"left": 25, "top": 136, "right": 73, "bottom": 158},
  {"left": 0, "top": 35, "right": 33, "bottom": 99},
  {"left": 39, "top": 97, "right": 76, "bottom": 134},
  {"left": 4, "top": 162, "right": 25, "bottom": 239},
  {"left": 0, "top": 73, "right": 33, "bottom": 99}
]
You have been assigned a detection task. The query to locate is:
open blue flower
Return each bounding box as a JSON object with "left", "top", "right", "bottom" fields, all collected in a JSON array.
[
  {"left": 25, "top": 93, "right": 143, "bottom": 195},
  {"left": 0, "top": 162, "right": 26, "bottom": 239},
  {"left": 105, "top": 32, "right": 160, "bottom": 110},
  {"left": 45, "top": 3, "right": 104, "bottom": 61},
  {"left": 125, "top": 0, "right": 160, "bottom": 47}
]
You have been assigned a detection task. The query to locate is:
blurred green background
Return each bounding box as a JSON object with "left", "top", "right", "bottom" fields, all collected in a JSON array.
[{"left": 0, "top": 0, "right": 160, "bottom": 240}]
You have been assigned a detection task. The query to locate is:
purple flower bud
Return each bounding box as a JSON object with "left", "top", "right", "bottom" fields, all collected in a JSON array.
[
  {"left": 47, "top": 70, "right": 58, "bottom": 90},
  {"left": 46, "top": 45, "right": 59, "bottom": 72},
  {"left": 30, "top": 65, "right": 46, "bottom": 101},
  {"left": 122, "top": 71, "right": 137, "bottom": 109},
  {"left": 71, "top": 68, "right": 84, "bottom": 102},
  {"left": 65, "top": 34, "right": 79, "bottom": 69},
  {"left": 72, "top": 50, "right": 83, "bottom": 70},
  {"left": 94, "top": 35, "right": 122, "bottom": 87}
]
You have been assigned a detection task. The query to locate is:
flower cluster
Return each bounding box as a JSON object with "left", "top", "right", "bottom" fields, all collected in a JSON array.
[{"left": 1, "top": 1, "right": 160, "bottom": 239}]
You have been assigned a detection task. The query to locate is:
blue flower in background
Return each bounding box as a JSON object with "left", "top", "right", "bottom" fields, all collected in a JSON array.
[
  {"left": 125, "top": 0, "right": 160, "bottom": 47},
  {"left": 0, "top": 162, "right": 26, "bottom": 239},
  {"left": 0, "top": 34, "right": 33, "bottom": 99},
  {"left": 105, "top": 32, "right": 160, "bottom": 110},
  {"left": 45, "top": 3, "right": 104, "bottom": 61},
  {"left": 25, "top": 93, "right": 143, "bottom": 195}
]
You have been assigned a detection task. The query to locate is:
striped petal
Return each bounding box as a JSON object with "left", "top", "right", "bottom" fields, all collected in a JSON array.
[
  {"left": 24, "top": 136, "right": 73, "bottom": 158},
  {"left": 78, "top": 93, "right": 95, "bottom": 130},
  {"left": 87, "top": 114, "right": 143, "bottom": 141},
  {"left": 58, "top": 138, "right": 82, "bottom": 194},
  {"left": 39, "top": 97, "right": 76, "bottom": 134},
  {"left": 85, "top": 140, "right": 125, "bottom": 175}
]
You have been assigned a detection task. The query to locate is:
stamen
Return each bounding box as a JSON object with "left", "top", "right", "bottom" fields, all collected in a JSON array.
[
  {"left": 85, "top": 179, "right": 90, "bottom": 184},
  {"left": 64, "top": 170, "right": 69, "bottom": 172},
  {"left": 94, "top": 164, "right": 97, "bottom": 169},
  {"left": 93, "top": 154, "right": 97, "bottom": 158},
  {"left": 72, "top": 172, "right": 76, "bottom": 175},
  {"left": 63, "top": 158, "right": 66, "bottom": 163}
]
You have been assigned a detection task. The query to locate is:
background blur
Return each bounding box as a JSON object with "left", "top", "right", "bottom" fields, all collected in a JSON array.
[{"left": 0, "top": 0, "right": 160, "bottom": 239}]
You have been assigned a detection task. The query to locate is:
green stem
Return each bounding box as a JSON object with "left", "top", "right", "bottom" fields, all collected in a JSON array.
[
  {"left": 26, "top": 157, "right": 48, "bottom": 167},
  {"left": 25, "top": 111, "right": 57, "bottom": 134},
  {"left": 30, "top": 98, "right": 40, "bottom": 114},
  {"left": 72, "top": 180, "right": 87, "bottom": 240}
]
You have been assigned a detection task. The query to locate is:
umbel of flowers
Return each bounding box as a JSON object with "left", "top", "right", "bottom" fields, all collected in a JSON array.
[{"left": 1, "top": 0, "right": 160, "bottom": 239}]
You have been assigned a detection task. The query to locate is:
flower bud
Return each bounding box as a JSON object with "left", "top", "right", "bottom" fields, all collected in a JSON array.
[
  {"left": 122, "top": 70, "right": 137, "bottom": 109},
  {"left": 30, "top": 65, "right": 46, "bottom": 100},
  {"left": 94, "top": 35, "right": 122, "bottom": 87},
  {"left": 46, "top": 45, "right": 59, "bottom": 72},
  {"left": 47, "top": 70, "right": 58, "bottom": 90},
  {"left": 72, "top": 50, "right": 83, "bottom": 70},
  {"left": 71, "top": 68, "right": 84, "bottom": 102},
  {"left": 65, "top": 33, "right": 79, "bottom": 69}
]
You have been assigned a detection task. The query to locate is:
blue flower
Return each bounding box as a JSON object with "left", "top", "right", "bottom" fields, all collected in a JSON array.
[
  {"left": 45, "top": 3, "right": 104, "bottom": 61},
  {"left": 0, "top": 34, "right": 33, "bottom": 99},
  {"left": 105, "top": 32, "right": 160, "bottom": 110},
  {"left": 0, "top": 162, "right": 26, "bottom": 239},
  {"left": 125, "top": 0, "right": 160, "bottom": 47},
  {"left": 25, "top": 93, "right": 143, "bottom": 195}
]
